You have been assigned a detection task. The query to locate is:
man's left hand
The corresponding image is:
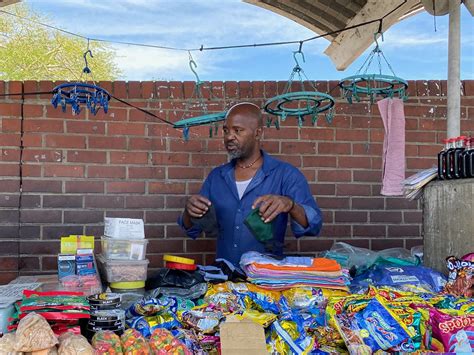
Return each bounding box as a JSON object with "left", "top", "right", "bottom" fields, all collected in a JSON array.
[{"left": 252, "top": 195, "right": 293, "bottom": 223}]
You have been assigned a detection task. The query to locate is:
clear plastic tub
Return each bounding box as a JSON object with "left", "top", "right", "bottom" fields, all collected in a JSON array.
[
  {"left": 96, "top": 254, "right": 149, "bottom": 283},
  {"left": 100, "top": 236, "right": 148, "bottom": 260}
]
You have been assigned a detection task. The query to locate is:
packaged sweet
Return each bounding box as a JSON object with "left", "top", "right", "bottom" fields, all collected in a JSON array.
[
  {"left": 57, "top": 333, "right": 93, "bottom": 355},
  {"left": 120, "top": 328, "right": 151, "bottom": 354},
  {"left": 125, "top": 298, "right": 168, "bottom": 318},
  {"left": 443, "top": 255, "right": 474, "bottom": 298},
  {"left": 236, "top": 309, "right": 277, "bottom": 327},
  {"left": 91, "top": 331, "right": 123, "bottom": 355},
  {"left": 126, "top": 313, "right": 181, "bottom": 338},
  {"left": 0, "top": 332, "right": 22, "bottom": 355},
  {"left": 180, "top": 310, "right": 222, "bottom": 334},
  {"left": 14, "top": 313, "right": 58, "bottom": 353},
  {"left": 268, "top": 320, "right": 314, "bottom": 355},
  {"left": 149, "top": 328, "right": 192, "bottom": 355},
  {"left": 28, "top": 347, "right": 58, "bottom": 355},
  {"left": 203, "top": 292, "right": 241, "bottom": 314},
  {"left": 352, "top": 296, "right": 414, "bottom": 352},
  {"left": 428, "top": 307, "right": 474, "bottom": 353}
]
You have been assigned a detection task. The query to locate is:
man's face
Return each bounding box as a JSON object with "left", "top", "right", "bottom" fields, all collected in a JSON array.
[{"left": 223, "top": 114, "right": 259, "bottom": 159}]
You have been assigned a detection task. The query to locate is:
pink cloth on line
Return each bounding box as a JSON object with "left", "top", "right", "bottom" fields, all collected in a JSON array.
[{"left": 377, "top": 97, "right": 406, "bottom": 196}]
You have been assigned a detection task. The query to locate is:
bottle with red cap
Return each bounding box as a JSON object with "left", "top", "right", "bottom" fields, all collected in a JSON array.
[
  {"left": 445, "top": 138, "right": 457, "bottom": 179},
  {"left": 453, "top": 136, "right": 467, "bottom": 179},
  {"left": 461, "top": 137, "right": 474, "bottom": 178},
  {"left": 438, "top": 138, "right": 450, "bottom": 180}
]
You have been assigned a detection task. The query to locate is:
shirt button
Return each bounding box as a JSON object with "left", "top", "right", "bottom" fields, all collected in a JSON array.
[
  {"left": 236, "top": 226, "right": 240, "bottom": 230},
  {"left": 233, "top": 244, "right": 237, "bottom": 248},
  {"left": 237, "top": 209, "right": 241, "bottom": 212}
]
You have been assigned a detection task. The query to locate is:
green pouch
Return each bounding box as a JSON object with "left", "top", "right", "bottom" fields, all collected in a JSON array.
[{"left": 244, "top": 208, "right": 273, "bottom": 243}]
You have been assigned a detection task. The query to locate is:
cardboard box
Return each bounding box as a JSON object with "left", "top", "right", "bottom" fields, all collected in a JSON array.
[
  {"left": 220, "top": 316, "right": 268, "bottom": 355},
  {"left": 104, "top": 218, "right": 145, "bottom": 239},
  {"left": 58, "top": 254, "right": 76, "bottom": 280}
]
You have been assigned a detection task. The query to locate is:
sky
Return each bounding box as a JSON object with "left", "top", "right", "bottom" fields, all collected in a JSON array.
[{"left": 25, "top": 0, "right": 474, "bottom": 81}]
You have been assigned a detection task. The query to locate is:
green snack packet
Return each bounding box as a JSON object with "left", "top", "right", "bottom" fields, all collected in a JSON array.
[{"left": 244, "top": 208, "right": 273, "bottom": 243}]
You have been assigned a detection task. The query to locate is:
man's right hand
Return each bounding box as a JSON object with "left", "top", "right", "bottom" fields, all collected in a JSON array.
[{"left": 185, "top": 195, "right": 211, "bottom": 218}]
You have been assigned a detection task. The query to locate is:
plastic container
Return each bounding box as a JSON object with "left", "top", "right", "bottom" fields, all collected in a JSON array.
[
  {"left": 101, "top": 236, "right": 148, "bottom": 260},
  {"left": 97, "top": 254, "right": 149, "bottom": 283}
]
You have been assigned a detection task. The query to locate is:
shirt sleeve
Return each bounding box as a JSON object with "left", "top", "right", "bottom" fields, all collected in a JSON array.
[
  {"left": 177, "top": 173, "right": 212, "bottom": 239},
  {"left": 283, "top": 167, "right": 323, "bottom": 237}
]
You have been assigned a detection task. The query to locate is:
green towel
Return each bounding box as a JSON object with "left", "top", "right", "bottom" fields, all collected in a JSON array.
[{"left": 244, "top": 208, "right": 273, "bottom": 243}]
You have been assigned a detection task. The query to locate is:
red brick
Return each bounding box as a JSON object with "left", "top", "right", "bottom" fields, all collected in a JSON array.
[
  {"left": 147, "top": 239, "right": 184, "bottom": 254},
  {"left": 264, "top": 128, "right": 299, "bottom": 140},
  {"left": 0, "top": 164, "right": 19, "bottom": 176},
  {"left": 317, "top": 197, "right": 350, "bottom": 209},
  {"left": 67, "top": 121, "right": 105, "bottom": 134},
  {"left": 127, "top": 167, "right": 164, "bottom": 179},
  {"left": 88, "top": 166, "right": 126, "bottom": 178},
  {"left": 164, "top": 195, "right": 186, "bottom": 209},
  {"left": 148, "top": 124, "right": 181, "bottom": 138},
  {"left": 386, "top": 198, "right": 419, "bottom": 210},
  {"left": 318, "top": 170, "right": 351, "bottom": 182},
  {"left": 404, "top": 211, "right": 422, "bottom": 223},
  {"left": 191, "top": 153, "right": 227, "bottom": 166},
  {"left": 22, "top": 209, "right": 61, "bottom": 223},
  {"left": 108, "top": 122, "right": 145, "bottom": 136},
  {"left": 168, "top": 167, "right": 203, "bottom": 180},
  {"left": 352, "top": 197, "right": 385, "bottom": 210},
  {"left": 275, "top": 154, "right": 301, "bottom": 167},
  {"left": 336, "top": 184, "right": 371, "bottom": 196},
  {"left": 22, "top": 180, "right": 62, "bottom": 193},
  {"left": 0, "top": 103, "right": 21, "bottom": 116},
  {"left": 23, "top": 104, "right": 44, "bottom": 117},
  {"left": 44, "top": 165, "right": 84, "bottom": 177},
  {"left": 110, "top": 151, "right": 148, "bottom": 164},
  {"left": 43, "top": 195, "right": 82, "bottom": 208},
  {"left": 371, "top": 239, "right": 404, "bottom": 250},
  {"left": 129, "top": 138, "right": 166, "bottom": 151},
  {"left": 23, "top": 134, "right": 42, "bottom": 147},
  {"left": 353, "top": 225, "right": 386, "bottom": 237},
  {"left": 387, "top": 225, "right": 420, "bottom": 237},
  {"left": 65, "top": 181, "right": 104, "bottom": 193},
  {"left": 20, "top": 241, "right": 59, "bottom": 254},
  {"left": 127, "top": 81, "right": 141, "bottom": 98},
  {"left": 406, "top": 157, "right": 436, "bottom": 170},
  {"left": 64, "top": 210, "right": 103, "bottom": 224},
  {"left": 338, "top": 156, "right": 371, "bottom": 169},
  {"left": 303, "top": 156, "right": 337, "bottom": 167},
  {"left": 318, "top": 142, "right": 350, "bottom": 155},
  {"left": 463, "top": 80, "right": 474, "bottom": 96},
  {"left": 145, "top": 210, "right": 181, "bottom": 224},
  {"left": 335, "top": 211, "right": 367, "bottom": 223},
  {"left": 85, "top": 195, "right": 124, "bottom": 208},
  {"left": 107, "top": 181, "right": 145, "bottom": 194},
  {"left": 168, "top": 81, "right": 184, "bottom": 99},
  {"left": 224, "top": 82, "right": 238, "bottom": 98},
  {"left": 353, "top": 170, "right": 381, "bottom": 182},
  {"left": 112, "top": 81, "right": 127, "bottom": 97},
  {"left": 151, "top": 152, "right": 189, "bottom": 165},
  {"left": 149, "top": 182, "right": 186, "bottom": 194},
  {"left": 370, "top": 211, "right": 402, "bottom": 223},
  {"left": 45, "top": 135, "right": 86, "bottom": 149},
  {"left": 141, "top": 82, "right": 155, "bottom": 99},
  {"left": 1, "top": 118, "right": 20, "bottom": 132},
  {"left": 90, "top": 108, "right": 127, "bottom": 122},
  {"left": 155, "top": 81, "right": 170, "bottom": 98},
  {"left": 67, "top": 150, "right": 106, "bottom": 164},
  {"left": 24, "top": 119, "right": 64, "bottom": 133},
  {"left": 405, "top": 238, "right": 423, "bottom": 250},
  {"left": 106, "top": 210, "right": 144, "bottom": 219},
  {"left": 336, "top": 129, "right": 368, "bottom": 142},
  {"left": 310, "top": 183, "right": 335, "bottom": 196},
  {"left": 22, "top": 165, "right": 41, "bottom": 177},
  {"left": 318, "top": 224, "right": 351, "bottom": 237},
  {"left": 0, "top": 133, "right": 20, "bottom": 146},
  {"left": 126, "top": 196, "right": 164, "bottom": 209},
  {"left": 89, "top": 136, "right": 126, "bottom": 149},
  {"left": 0, "top": 148, "right": 20, "bottom": 162}
]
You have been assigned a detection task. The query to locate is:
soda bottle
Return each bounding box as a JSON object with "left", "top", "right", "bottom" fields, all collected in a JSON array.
[
  {"left": 445, "top": 138, "right": 457, "bottom": 179},
  {"left": 453, "top": 136, "right": 466, "bottom": 179},
  {"left": 464, "top": 137, "right": 474, "bottom": 178},
  {"left": 437, "top": 138, "right": 450, "bottom": 180},
  {"left": 460, "top": 137, "right": 472, "bottom": 178}
]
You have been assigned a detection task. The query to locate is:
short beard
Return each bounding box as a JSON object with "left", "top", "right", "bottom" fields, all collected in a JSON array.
[{"left": 228, "top": 150, "right": 242, "bottom": 160}]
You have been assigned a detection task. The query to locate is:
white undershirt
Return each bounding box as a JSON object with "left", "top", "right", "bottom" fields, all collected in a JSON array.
[{"left": 236, "top": 178, "right": 252, "bottom": 199}]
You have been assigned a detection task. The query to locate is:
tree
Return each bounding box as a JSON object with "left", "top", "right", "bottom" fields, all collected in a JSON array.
[{"left": 0, "top": 4, "right": 120, "bottom": 81}]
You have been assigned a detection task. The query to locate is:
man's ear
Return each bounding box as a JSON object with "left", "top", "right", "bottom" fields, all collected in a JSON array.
[{"left": 255, "top": 127, "right": 263, "bottom": 140}]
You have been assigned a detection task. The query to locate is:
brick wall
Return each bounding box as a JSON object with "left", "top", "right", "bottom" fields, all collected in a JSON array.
[{"left": 0, "top": 79, "right": 473, "bottom": 284}]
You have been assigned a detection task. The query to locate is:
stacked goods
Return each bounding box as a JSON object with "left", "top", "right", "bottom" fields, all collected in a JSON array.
[
  {"left": 7, "top": 290, "right": 90, "bottom": 336},
  {"left": 97, "top": 218, "right": 149, "bottom": 294},
  {"left": 58, "top": 235, "right": 102, "bottom": 296},
  {"left": 240, "top": 251, "right": 350, "bottom": 291},
  {"left": 86, "top": 293, "right": 124, "bottom": 339},
  {"left": 163, "top": 255, "right": 197, "bottom": 271}
]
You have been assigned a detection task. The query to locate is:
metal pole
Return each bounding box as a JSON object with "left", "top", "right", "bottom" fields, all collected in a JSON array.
[{"left": 447, "top": 0, "right": 461, "bottom": 138}]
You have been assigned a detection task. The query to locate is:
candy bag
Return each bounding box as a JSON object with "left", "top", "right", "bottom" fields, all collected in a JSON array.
[
  {"left": 14, "top": 313, "right": 58, "bottom": 353},
  {"left": 91, "top": 331, "right": 122, "bottom": 355},
  {"left": 149, "top": 328, "right": 192, "bottom": 355},
  {"left": 429, "top": 308, "right": 474, "bottom": 353},
  {"left": 57, "top": 333, "right": 93, "bottom": 355},
  {"left": 120, "top": 328, "right": 151, "bottom": 354}
]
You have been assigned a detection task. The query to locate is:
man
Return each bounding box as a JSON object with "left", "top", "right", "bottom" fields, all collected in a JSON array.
[{"left": 178, "top": 102, "right": 322, "bottom": 266}]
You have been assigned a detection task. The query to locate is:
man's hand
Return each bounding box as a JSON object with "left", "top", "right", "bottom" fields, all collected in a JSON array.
[
  {"left": 252, "top": 195, "right": 293, "bottom": 223},
  {"left": 185, "top": 195, "right": 211, "bottom": 218}
]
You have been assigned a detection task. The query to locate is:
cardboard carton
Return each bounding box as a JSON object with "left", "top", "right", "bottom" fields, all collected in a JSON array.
[
  {"left": 220, "top": 316, "right": 268, "bottom": 354},
  {"left": 104, "top": 217, "right": 145, "bottom": 239}
]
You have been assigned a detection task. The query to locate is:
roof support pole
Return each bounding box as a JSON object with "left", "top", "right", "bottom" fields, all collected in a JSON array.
[{"left": 447, "top": 0, "right": 461, "bottom": 138}]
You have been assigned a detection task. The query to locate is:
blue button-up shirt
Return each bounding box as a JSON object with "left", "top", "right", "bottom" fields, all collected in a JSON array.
[{"left": 178, "top": 150, "right": 323, "bottom": 266}]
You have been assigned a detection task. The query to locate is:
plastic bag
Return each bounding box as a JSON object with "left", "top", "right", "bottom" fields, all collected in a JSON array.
[
  {"left": 120, "top": 329, "right": 151, "bottom": 354},
  {"left": 149, "top": 328, "right": 192, "bottom": 355},
  {"left": 91, "top": 331, "right": 123, "bottom": 355},
  {"left": 0, "top": 333, "right": 22, "bottom": 355},
  {"left": 57, "top": 333, "right": 93, "bottom": 355},
  {"left": 14, "top": 313, "right": 58, "bottom": 353}
]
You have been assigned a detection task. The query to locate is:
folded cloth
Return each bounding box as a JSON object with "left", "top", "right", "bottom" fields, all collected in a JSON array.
[
  {"left": 378, "top": 97, "right": 406, "bottom": 196},
  {"left": 191, "top": 204, "right": 218, "bottom": 237},
  {"left": 244, "top": 208, "right": 273, "bottom": 243}
]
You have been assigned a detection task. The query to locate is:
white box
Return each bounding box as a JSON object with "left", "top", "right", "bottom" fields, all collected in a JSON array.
[
  {"left": 101, "top": 236, "right": 148, "bottom": 260},
  {"left": 104, "top": 218, "right": 145, "bottom": 239}
]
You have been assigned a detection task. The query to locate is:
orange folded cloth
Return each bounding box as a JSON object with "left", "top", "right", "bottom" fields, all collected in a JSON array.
[{"left": 252, "top": 257, "right": 341, "bottom": 272}]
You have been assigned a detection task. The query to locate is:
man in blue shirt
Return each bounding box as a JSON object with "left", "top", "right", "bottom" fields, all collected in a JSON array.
[{"left": 178, "top": 102, "right": 323, "bottom": 266}]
